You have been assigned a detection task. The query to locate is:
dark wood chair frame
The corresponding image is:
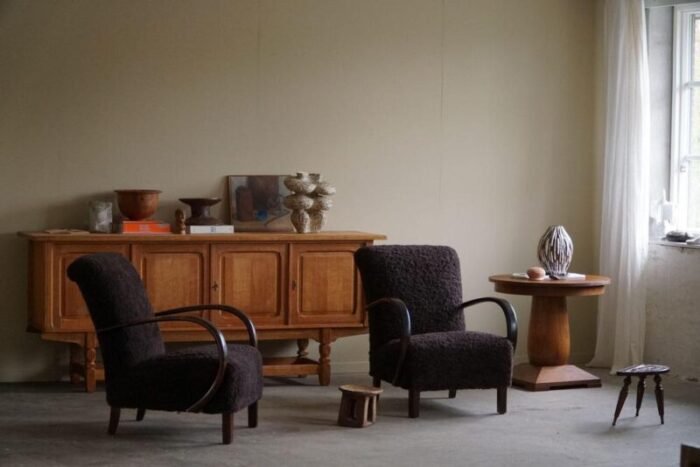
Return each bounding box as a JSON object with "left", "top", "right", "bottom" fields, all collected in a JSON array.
[
  {"left": 99, "top": 304, "right": 259, "bottom": 445},
  {"left": 368, "top": 297, "right": 518, "bottom": 418}
]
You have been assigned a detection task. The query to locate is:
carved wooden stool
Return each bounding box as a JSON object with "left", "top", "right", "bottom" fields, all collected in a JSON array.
[
  {"left": 613, "top": 364, "right": 670, "bottom": 426},
  {"left": 338, "top": 384, "right": 383, "bottom": 428}
]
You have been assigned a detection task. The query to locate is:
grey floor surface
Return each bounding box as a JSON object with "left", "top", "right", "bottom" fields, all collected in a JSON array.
[{"left": 1, "top": 369, "right": 698, "bottom": 467}]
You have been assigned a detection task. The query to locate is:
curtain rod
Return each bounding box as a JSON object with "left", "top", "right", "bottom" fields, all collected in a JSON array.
[{"left": 646, "top": 0, "right": 700, "bottom": 7}]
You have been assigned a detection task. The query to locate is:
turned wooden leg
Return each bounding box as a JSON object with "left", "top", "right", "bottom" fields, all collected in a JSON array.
[
  {"left": 69, "top": 344, "right": 82, "bottom": 385},
  {"left": 318, "top": 330, "right": 332, "bottom": 386},
  {"left": 84, "top": 334, "right": 97, "bottom": 393},
  {"left": 654, "top": 375, "right": 665, "bottom": 424},
  {"left": 528, "top": 296, "right": 570, "bottom": 366},
  {"left": 248, "top": 402, "right": 258, "bottom": 428},
  {"left": 222, "top": 412, "right": 234, "bottom": 445},
  {"left": 296, "top": 338, "right": 310, "bottom": 377},
  {"left": 408, "top": 389, "right": 420, "bottom": 418},
  {"left": 136, "top": 408, "right": 145, "bottom": 421},
  {"left": 108, "top": 407, "right": 120, "bottom": 435},
  {"left": 373, "top": 377, "right": 381, "bottom": 388},
  {"left": 613, "top": 376, "right": 631, "bottom": 426},
  {"left": 449, "top": 389, "right": 457, "bottom": 399},
  {"left": 497, "top": 386, "right": 507, "bottom": 414},
  {"left": 296, "top": 339, "right": 309, "bottom": 360},
  {"left": 635, "top": 375, "right": 646, "bottom": 416}
]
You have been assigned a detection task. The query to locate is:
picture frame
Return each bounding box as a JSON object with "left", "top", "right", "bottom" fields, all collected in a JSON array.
[{"left": 227, "top": 175, "right": 294, "bottom": 232}]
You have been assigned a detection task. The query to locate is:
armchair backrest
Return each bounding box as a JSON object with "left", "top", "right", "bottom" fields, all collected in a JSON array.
[
  {"left": 67, "top": 253, "right": 165, "bottom": 376},
  {"left": 355, "top": 245, "right": 465, "bottom": 349}
]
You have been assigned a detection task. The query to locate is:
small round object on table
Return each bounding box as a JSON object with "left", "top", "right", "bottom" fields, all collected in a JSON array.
[
  {"left": 337, "top": 384, "right": 383, "bottom": 428},
  {"left": 613, "top": 364, "right": 670, "bottom": 426},
  {"left": 526, "top": 266, "right": 546, "bottom": 280}
]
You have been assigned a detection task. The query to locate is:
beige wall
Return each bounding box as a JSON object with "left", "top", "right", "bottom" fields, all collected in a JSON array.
[{"left": 0, "top": 0, "right": 598, "bottom": 382}]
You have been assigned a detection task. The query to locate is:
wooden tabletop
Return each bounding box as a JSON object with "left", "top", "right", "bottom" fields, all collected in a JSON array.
[
  {"left": 18, "top": 231, "right": 387, "bottom": 243},
  {"left": 338, "top": 384, "right": 383, "bottom": 395},
  {"left": 489, "top": 274, "right": 610, "bottom": 297}
]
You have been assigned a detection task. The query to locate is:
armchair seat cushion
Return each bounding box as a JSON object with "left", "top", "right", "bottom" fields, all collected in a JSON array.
[
  {"left": 107, "top": 343, "right": 263, "bottom": 414},
  {"left": 371, "top": 331, "right": 513, "bottom": 391}
]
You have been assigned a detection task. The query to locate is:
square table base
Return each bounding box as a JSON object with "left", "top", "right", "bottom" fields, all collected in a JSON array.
[{"left": 512, "top": 363, "right": 602, "bottom": 391}]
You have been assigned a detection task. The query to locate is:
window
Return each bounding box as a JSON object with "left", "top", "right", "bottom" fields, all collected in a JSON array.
[{"left": 672, "top": 4, "right": 700, "bottom": 230}]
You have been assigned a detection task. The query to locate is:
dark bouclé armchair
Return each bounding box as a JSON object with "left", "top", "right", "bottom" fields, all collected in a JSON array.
[
  {"left": 67, "top": 253, "right": 263, "bottom": 445},
  {"left": 354, "top": 245, "right": 518, "bottom": 418}
]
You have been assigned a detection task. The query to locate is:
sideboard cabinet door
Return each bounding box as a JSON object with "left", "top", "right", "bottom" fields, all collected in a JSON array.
[
  {"left": 210, "top": 243, "right": 287, "bottom": 329},
  {"left": 52, "top": 243, "right": 130, "bottom": 331},
  {"left": 289, "top": 243, "right": 364, "bottom": 326},
  {"left": 131, "top": 244, "right": 209, "bottom": 329}
]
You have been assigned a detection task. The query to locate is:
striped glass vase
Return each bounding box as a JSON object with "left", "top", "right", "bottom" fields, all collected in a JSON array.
[{"left": 537, "top": 225, "right": 573, "bottom": 276}]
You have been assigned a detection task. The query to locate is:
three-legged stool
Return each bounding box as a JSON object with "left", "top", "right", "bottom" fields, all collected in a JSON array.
[
  {"left": 338, "top": 384, "right": 383, "bottom": 428},
  {"left": 613, "top": 364, "right": 670, "bottom": 426}
]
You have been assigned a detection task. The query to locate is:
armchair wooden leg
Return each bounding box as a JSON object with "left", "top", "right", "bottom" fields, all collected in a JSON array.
[
  {"left": 222, "top": 412, "right": 234, "bottom": 445},
  {"left": 108, "top": 407, "right": 120, "bottom": 435},
  {"left": 248, "top": 402, "right": 258, "bottom": 428},
  {"left": 136, "top": 408, "right": 146, "bottom": 421},
  {"left": 448, "top": 389, "right": 457, "bottom": 399},
  {"left": 373, "top": 377, "right": 381, "bottom": 388},
  {"left": 497, "top": 386, "right": 507, "bottom": 414},
  {"left": 408, "top": 389, "right": 420, "bottom": 418}
]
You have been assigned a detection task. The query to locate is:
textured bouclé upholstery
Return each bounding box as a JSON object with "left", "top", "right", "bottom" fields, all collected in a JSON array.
[
  {"left": 371, "top": 331, "right": 512, "bottom": 390},
  {"left": 108, "top": 344, "right": 263, "bottom": 413},
  {"left": 66, "top": 253, "right": 164, "bottom": 378},
  {"left": 67, "top": 253, "right": 262, "bottom": 414},
  {"left": 355, "top": 245, "right": 513, "bottom": 391},
  {"left": 354, "top": 245, "right": 465, "bottom": 349}
]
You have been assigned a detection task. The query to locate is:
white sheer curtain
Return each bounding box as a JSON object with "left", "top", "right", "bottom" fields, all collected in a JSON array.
[{"left": 589, "top": 0, "right": 650, "bottom": 371}]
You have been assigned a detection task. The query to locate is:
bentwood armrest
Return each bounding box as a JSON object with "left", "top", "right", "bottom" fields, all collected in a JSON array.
[
  {"left": 97, "top": 315, "right": 228, "bottom": 413},
  {"left": 456, "top": 297, "right": 518, "bottom": 349},
  {"left": 157, "top": 304, "right": 258, "bottom": 348},
  {"left": 366, "top": 298, "right": 412, "bottom": 385}
]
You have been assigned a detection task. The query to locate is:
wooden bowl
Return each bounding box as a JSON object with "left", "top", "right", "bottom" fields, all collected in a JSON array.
[{"left": 114, "top": 189, "right": 162, "bottom": 220}]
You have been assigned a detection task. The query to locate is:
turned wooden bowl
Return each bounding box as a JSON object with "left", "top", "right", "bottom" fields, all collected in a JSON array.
[{"left": 114, "top": 189, "right": 162, "bottom": 220}]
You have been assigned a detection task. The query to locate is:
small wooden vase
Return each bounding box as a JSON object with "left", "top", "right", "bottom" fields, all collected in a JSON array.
[{"left": 179, "top": 198, "right": 222, "bottom": 226}]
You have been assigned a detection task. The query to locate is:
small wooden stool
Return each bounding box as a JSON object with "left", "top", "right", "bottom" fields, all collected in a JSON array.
[
  {"left": 337, "top": 384, "right": 383, "bottom": 428},
  {"left": 613, "top": 364, "right": 670, "bottom": 426}
]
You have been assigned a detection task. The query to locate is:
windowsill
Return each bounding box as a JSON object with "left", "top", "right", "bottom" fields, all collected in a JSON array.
[{"left": 650, "top": 239, "right": 700, "bottom": 249}]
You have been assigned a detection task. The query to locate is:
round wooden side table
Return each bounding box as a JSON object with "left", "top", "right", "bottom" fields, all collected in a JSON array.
[{"left": 489, "top": 274, "right": 610, "bottom": 391}]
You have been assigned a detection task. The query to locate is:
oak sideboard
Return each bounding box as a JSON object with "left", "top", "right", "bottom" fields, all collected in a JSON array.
[{"left": 19, "top": 231, "right": 386, "bottom": 391}]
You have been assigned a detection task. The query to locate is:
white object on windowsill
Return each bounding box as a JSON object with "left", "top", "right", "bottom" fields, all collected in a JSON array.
[{"left": 511, "top": 272, "right": 586, "bottom": 280}]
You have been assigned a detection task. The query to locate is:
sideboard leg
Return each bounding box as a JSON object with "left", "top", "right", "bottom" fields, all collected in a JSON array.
[
  {"left": 296, "top": 338, "right": 309, "bottom": 360},
  {"left": 69, "top": 344, "right": 82, "bottom": 385},
  {"left": 296, "top": 338, "right": 310, "bottom": 377},
  {"left": 318, "top": 330, "right": 332, "bottom": 386},
  {"left": 84, "top": 333, "right": 97, "bottom": 393}
]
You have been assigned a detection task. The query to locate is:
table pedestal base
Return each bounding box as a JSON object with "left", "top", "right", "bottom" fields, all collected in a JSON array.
[{"left": 512, "top": 363, "right": 601, "bottom": 391}]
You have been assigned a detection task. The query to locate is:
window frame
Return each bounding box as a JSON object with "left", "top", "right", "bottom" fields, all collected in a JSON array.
[{"left": 671, "top": 3, "right": 700, "bottom": 230}]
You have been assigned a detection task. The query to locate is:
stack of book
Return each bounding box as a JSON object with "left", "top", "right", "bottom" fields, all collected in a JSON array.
[
  {"left": 117, "top": 220, "right": 171, "bottom": 234},
  {"left": 186, "top": 225, "right": 235, "bottom": 234}
]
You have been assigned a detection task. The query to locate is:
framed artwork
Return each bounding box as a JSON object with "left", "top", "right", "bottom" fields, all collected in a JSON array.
[{"left": 227, "top": 175, "right": 293, "bottom": 232}]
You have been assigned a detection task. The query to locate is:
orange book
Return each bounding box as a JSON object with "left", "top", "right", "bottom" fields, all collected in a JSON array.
[{"left": 119, "top": 221, "right": 171, "bottom": 234}]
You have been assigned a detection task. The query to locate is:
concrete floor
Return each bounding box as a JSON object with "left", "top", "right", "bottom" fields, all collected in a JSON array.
[{"left": 1, "top": 369, "right": 698, "bottom": 467}]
